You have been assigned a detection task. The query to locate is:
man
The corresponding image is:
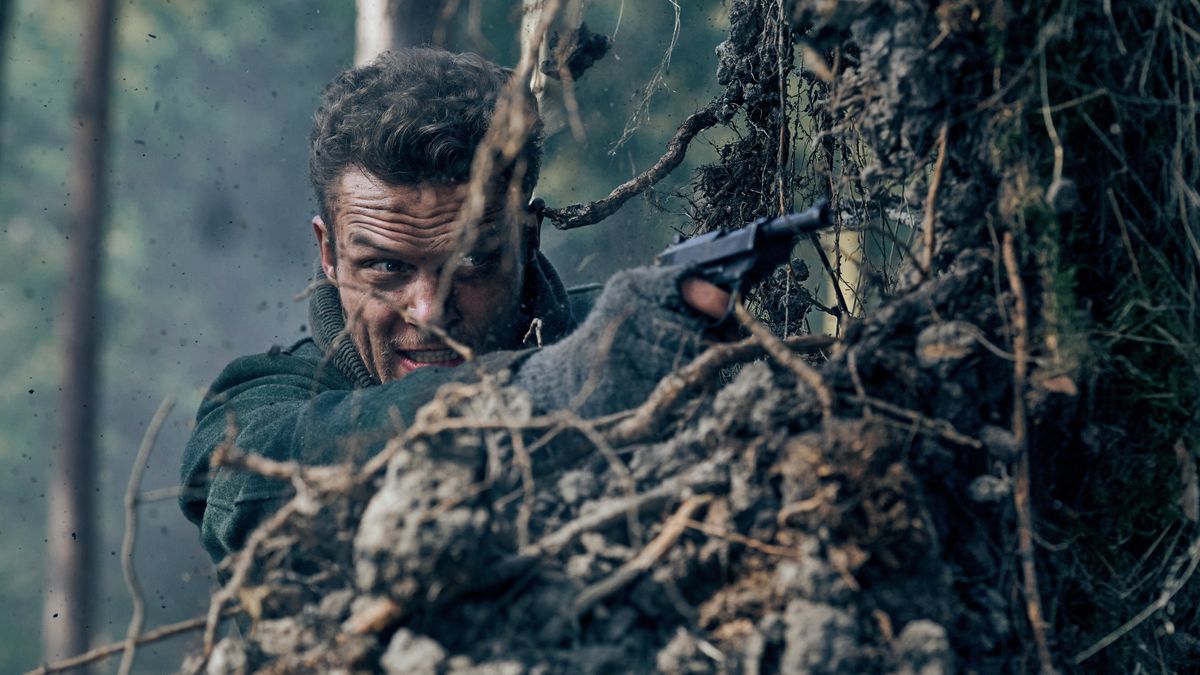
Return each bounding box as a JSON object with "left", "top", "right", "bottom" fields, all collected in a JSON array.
[{"left": 181, "top": 48, "right": 729, "bottom": 563}]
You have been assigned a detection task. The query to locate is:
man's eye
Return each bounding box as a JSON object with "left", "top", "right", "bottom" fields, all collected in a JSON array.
[
  {"left": 366, "top": 260, "right": 404, "bottom": 273},
  {"left": 456, "top": 253, "right": 496, "bottom": 274}
]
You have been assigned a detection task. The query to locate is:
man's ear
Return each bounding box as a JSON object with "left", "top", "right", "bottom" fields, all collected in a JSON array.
[
  {"left": 524, "top": 197, "right": 544, "bottom": 263},
  {"left": 312, "top": 215, "right": 337, "bottom": 282}
]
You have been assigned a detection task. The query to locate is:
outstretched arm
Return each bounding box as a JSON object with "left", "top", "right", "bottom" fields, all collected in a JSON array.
[{"left": 514, "top": 265, "right": 725, "bottom": 418}]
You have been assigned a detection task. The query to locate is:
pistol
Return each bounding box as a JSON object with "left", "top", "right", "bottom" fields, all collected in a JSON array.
[{"left": 656, "top": 200, "right": 831, "bottom": 298}]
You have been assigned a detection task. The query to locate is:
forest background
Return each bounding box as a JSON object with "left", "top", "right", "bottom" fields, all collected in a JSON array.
[{"left": 0, "top": 1, "right": 767, "bottom": 671}]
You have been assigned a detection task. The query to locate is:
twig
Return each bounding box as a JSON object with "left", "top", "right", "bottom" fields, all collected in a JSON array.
[
  {"left": 118, "top": 397, "right": 174, "bottom": 675},
  {"left": 848, "top": 395, "right": 983, "bottom": 450},
  {"left": 556, "top": 58, "right": 587, "bottom": 142},
  {"left": 544, "top": 104, "right": 720, "bottom": 229},
  {"left": 509, "top": 428, "right": 536, "bottom": 549},
  {"left": 521, "top": 317, "right": 544, "bottom": 348},
  {"left": 683, "top": 518, "right": 803, "bottom": 559},
  {"left": 136, "top": 485, "right": 189, "bottom": 504},
  {"left": 357, "top": 410, "right": 573, "bottom": 481},
  {"left": 1002, "top": 232, "right": 1055, "bottom": 675},
  {"left": 1102, "top": 0, "right": 1129, "bottom": 55},
  {"left": 608, "top": 334, "right": 834, "bottom": 444},
  {"left": 212, "top": 444, "right": 304, "bottom": 481},
  {"left": 1038, "top": 50, "right": 1065, "bottom": 186},
  {"left": 1072, "top": 531, "right": 1200, "bottom": 664},
  {"left": 805, "top": 230, "right": 852, "bottom": 325},
  {"left": 923, "top": 121, "right": 949, "bottom": 274},
  {"left": 212, "top": 443, "right": 354, "bottom": 491},
  {"left": 608, "top": 0, "right": 681, "bottom": 154},
  {"left": 432, "top": 0, "right": 562, "bottom": 328},
  {"left": 400, "top": 308, "right": 475, "bottom": 362},
  {"left": 199, "top": 499, "right": 300, "bottom": 668},
  {"left": 567, "top": 416, "right": 644, "bottom": 545},
  {"left": 1107, "top": 187, "right": 1146, "bottom": 288},
  {"left": 734, "top": 300, "right": 835, "bottom": 420},
  {"left": 573, "top": 495, "right": 711, "bottom": 616},
  {"left": 522, "top": 462, "right": 726, "bottom": 558},
  {"left": 25, "top": 608, "right": 241, "bottom": 675}
]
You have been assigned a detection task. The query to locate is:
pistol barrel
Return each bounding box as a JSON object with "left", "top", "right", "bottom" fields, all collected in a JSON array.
[{"left": 760, "top": 200, "right": 830, "bottom": 238}]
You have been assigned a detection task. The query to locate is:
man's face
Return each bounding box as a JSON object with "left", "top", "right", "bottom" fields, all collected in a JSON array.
[{"left": 313, "top": 168, "right": 538, "bottom": 382}]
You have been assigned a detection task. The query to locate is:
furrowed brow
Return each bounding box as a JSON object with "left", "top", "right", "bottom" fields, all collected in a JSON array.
[{"left": 347, "top": 234, "right": 400, "bottom": 254}]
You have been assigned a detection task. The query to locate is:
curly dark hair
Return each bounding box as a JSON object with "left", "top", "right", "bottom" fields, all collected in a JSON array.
[{"left": 309, "top": 48, "right": 544, "bottom": 228}]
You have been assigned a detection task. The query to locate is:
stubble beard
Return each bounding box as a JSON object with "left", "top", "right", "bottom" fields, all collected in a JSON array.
[{"left": 367, "top": 296, "right": 523, "bottom": 383}]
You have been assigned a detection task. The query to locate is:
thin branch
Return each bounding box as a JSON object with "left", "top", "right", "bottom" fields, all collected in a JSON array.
[
  {"left": 734, "top": 300, "right": 835, "bottom": 420},
  {"left": 573, "top": 495, "right": 711, "bottom": 616},
  {"left": 509, "top": 428, "right": 536, "bottom": 550},
  {"left": 199, "top": 499, "right": 300, "bottom": 668},
  {"left": 849, "top": 394, "right": 983, "bottom": 450},
  {"left": 400, "top": 307, "right": 476, "bottom": 361},
  {"left": 24, "top": 608, "right": 241, "bottom": 675},
  {"left": 1073, "top": 531, "right": 1200, "bottom": 664},
  {"left": 118, "top": 397, "right": 174, "bottom": 675},
  {"left": 1038, "top": 50, "right": 1065, "bottom": 185},
  {"left": 806, "top": 230, "right": 853, "bottom": 323},
  {"left": 567, "top": 415, "right": 644, "bottom": 545},
  {"left": 432, "top": 0, "right": 563, "bottom": 328},
  {"left": 923, "top": 121, "right": 949, "bottom": 274},
  {"left": 521, "top": 462, "right": 726, "bottom": 559},
  {"left": 608, "top": 0, "right": 681, "bottom": 153},
  {"left": 136, "top": 485, "right": 191, "bottom": 504},
  {"left": 1002, "top": 232, "right": 1055, "bottom": 675},
  {"left": 1107, "top": 187, "right": 1146, "bottom": 288},
  {"left": 683, "top": 518, "right": 803, "bottom": 559},
  {"left": 608, "top": 334, "right": 834, "bottom": 444},
  {"left": 544, "top": 105, "right": 720, "bottom": 230}
]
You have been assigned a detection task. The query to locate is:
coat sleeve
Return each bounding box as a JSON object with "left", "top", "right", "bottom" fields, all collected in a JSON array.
[
  {"left": 513, "top": 265, "right": 710, "bottom": 418},
  {"left": 179, "top": 345, "right": 483, "bottom": 563}
]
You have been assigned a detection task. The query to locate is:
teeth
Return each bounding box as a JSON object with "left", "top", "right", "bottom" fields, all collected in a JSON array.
[{"left": 404, "top": 348, "right": 460, "bottom": 364}]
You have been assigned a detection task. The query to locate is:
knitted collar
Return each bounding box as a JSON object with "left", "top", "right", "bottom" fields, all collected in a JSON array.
[{"left": 308, "top": 252, "right": 577, "bottom": 388}]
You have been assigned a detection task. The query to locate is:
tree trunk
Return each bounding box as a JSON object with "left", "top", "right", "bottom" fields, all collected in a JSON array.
[
  {"left": 0, "top": 0, "right": 11, "bottom": 169},
  {"left": 44, "top": 0, "right": 117, "bottom": 662},
  {"left": 354, "top": 0, "right": 446, "bottom": 66}
]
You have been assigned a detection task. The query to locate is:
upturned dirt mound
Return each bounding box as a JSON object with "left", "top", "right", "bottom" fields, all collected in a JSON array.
[
  {"left": 186, "top": 0, "right": 1199, "bottom": 673},
  {"left": 192, "top": 254, "right": 1008, "bottom": 675}
]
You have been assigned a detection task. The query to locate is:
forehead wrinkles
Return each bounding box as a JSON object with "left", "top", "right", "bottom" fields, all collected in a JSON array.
[
  {"left": 343, "top": 213, "right": 507, "bottom": 251},
  {"left": 334, "top": 174, "right": 512, "bottom": 230}
]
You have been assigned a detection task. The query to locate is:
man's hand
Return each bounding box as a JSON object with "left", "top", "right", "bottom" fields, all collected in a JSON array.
[{"left": 680, "top": 277, "right": 732, "bottom": 321}]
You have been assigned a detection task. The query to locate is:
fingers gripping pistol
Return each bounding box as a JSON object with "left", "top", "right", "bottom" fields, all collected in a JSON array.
[{"left": 656, "top": 200, "right": 832, "bottom": 315}]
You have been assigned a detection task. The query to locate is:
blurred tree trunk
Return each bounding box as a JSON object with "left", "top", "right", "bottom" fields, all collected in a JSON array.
[
  {"left": 44, "top": 0, "right": 117, "bottom": 663},
  {"left": 354, "top": 0, "right": 449, "bottom": 66},
  {"left": 0, "top": 0, "right": 11, "bottom": 169}
]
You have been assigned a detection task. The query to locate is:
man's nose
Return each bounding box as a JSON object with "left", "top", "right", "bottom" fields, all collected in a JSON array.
[{"left": 403, "top": 274, "right": 443, "bottom": 326}]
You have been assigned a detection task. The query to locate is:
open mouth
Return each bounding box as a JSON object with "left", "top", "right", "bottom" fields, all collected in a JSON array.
[{"left": 396, "top": 347, "right": 465, "bottom": 369}]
